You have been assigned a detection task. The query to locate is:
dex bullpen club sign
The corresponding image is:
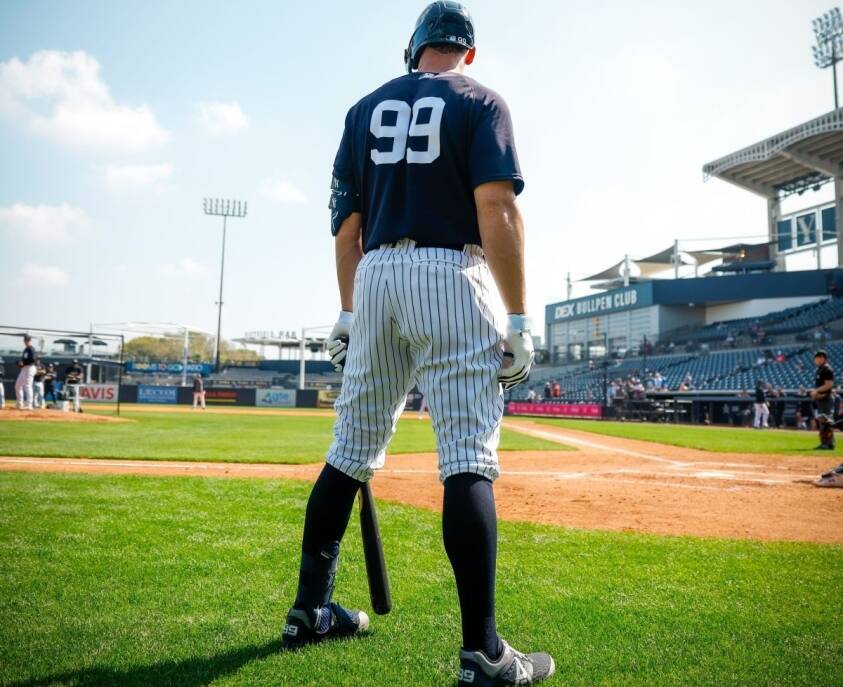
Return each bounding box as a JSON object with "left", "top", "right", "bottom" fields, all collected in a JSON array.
[{"left": 549, "top": 284, "right": 652, "bottom": 322}]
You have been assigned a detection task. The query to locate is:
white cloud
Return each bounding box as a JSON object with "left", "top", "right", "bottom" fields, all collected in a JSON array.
[
  {"left": 0, "top": 203, "right": 89, "bottom": 243},
  {"left": 0, "top": 50, "right": 170, "bottom": 151},
  {"left": 198, "top": 101, "right": 249, "bottom": 135},
  {"left": 21, "top": 263, "right": 69, "bottom": 286},
  {"left": 260, "top": 179, "right": 308, "bottom": 205},
  {"left": 161, "top": 258, "right": 208, "bottom": 278},
  {"left": 105, "top": 163, "right": 173, "bottom": 188}
]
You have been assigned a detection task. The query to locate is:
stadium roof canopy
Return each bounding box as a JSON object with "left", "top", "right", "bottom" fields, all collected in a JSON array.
[{"left": 703, "top": 109, "right": 843, "bottom": 197}]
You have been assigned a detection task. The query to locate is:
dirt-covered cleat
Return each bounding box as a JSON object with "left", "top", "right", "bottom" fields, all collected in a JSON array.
[
  {"left": 282, "top": 602, "right": 369, "bottom": 648},
  {"left": 814, "top": 464, "right": 843, "bottom": 488},
  {"left": 458, "top": 639, "right": 555, "bottom": 686}
]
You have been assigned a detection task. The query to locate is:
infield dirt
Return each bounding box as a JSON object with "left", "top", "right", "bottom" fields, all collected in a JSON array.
[{"left": 2, "top": 417, "right": 840, "bottom": 544}]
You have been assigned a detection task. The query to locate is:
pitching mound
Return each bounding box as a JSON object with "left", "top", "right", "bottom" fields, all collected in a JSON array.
[{"left": 0, "top": 408, "right": 128, "bottom": 423}]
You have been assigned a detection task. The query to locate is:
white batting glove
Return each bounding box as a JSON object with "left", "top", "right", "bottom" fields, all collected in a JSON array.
[
  {"left": 327, "top": 311, "right": 354, "bottom": 372},
  {"left": 498, "top": 314, "right": 534, "bottom": 390}
]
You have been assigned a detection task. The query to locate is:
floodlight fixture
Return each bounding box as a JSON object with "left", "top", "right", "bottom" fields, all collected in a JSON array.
[
  {"left": 813, "top": 7, "right": 843, "bottom": 108},
  {"left": 203, "top": 197, "right": 248, "bottom": 373}
]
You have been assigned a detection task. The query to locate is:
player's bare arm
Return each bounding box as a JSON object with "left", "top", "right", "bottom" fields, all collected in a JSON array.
[
  {"left": 335, "top": 212, "right": 363, "bottom": 312},
  {"left": 474, "top": 180, "right": 526, "bottom": 315}
]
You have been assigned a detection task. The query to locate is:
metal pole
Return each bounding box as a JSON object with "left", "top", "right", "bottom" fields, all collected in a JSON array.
[
  {"left": 673, "top": 239, "right": 680, "bottom": 279},
  {"left": 834, "top": 45, "right": 840, "bottom": 110},
  {"left": 299, "top": 328, "right": 306, "bottom": 390},
  {"left": 214, "top": 215, "right": 227, "bottom": 373},
  {"left": 603, "top": 332, "right": 609, "bottom": 411},
  {"left": 182, "top": 328, "right": 189, "bottom": 387},
  {"left": 117, "top": 334, "right": 123, "bottom": 418}
]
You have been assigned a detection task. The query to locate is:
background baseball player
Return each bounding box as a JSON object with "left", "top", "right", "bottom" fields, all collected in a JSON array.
[
  {"left": 811, "top": 350, "right": 836, "bottom": 450},
  {"left": 33, "top": 363, "right": 46, "bottom": 410},
  {"left": 65, "top": 359, "right": 83, "bottom": 413},
  {"left": 14, "top": 334, "right": 37, "bottom": 410},
  {"left": 282, "top": 3, "right": 554, "bottom": 685},
  {"left": 192, "top": 374, "right": 206, "bottom": 410},
  {"left": 811, "top": 349, "right": 843, "bottom": 487},
  {"left": 0, "top": 358, "right": 5, "bottom": 409}
]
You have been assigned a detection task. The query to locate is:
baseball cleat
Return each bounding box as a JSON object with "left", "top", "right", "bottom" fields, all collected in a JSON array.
[
  {"left": 814, "top": 463, "right": 843, "bottom": 488},
  {"left": 813, "top": 444, "right": 836, "bottom": 450},
  {"left": 458, "top": 639, "right": 555, "bottom": 686},
  {"left": 282, "top": 602, "right": 369, "bottom": 649}
]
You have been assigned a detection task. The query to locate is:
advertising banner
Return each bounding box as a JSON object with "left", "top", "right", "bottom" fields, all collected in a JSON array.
[
  {"left": 506, "top": 402, "right": 602, "bottom": 419},
  {"left": 80, "top": 384, "right": 119, "bottom": 403},
  {"left": 126, "top": 362, "right": 212, "bottom": 375},
  {"left": 137, "top": 385, "right": 178, "bottom": 404},
  {"left": 317, "top": 389, "right": 340, "bottom": 409},
  {"left": 256, "top": 389, "right": 296, "bottom": 407},
  {"left": 204, "top": 388, "right": 239, "bottom": 404}
]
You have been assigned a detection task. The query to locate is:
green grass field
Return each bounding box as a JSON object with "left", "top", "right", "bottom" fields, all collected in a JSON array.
[
  {"left": 531, "top": 418, "right": 843, "bottom": 455},
  {"left": 0, "top": 410, "right": 565, "bottom": 463},
  {"left": 0, "top": 471, "right": 840, "bottom": 687}
]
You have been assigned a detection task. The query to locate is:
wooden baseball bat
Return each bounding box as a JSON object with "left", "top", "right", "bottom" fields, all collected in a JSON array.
[{"left": 359, "top": 481, "right": 392, "bottom": 615}]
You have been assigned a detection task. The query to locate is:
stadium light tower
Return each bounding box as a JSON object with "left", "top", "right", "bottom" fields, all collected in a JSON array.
[
  {"left": 813, "top": 8, "right": 843, "bottom": 109},
  {"left": 203, "top": 198, "right": 248, "bottom": 373}
]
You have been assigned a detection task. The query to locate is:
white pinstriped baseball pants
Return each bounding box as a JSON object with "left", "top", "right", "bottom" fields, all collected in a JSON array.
[{"left": 327, "top": 239, "right": 505, "bottom": 483}]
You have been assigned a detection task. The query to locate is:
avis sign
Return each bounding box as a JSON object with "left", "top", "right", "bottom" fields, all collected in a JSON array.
[{"left": 80, "top": 384, "right": 118, "bottom": 403}]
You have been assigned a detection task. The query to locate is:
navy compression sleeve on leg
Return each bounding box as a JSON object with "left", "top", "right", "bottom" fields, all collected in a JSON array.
[
  {"left": 442, "top": 472, "right": 501, "bottom": 659},
  {"left": 294, "top": 464, "right": 363, "bottom": 610}
]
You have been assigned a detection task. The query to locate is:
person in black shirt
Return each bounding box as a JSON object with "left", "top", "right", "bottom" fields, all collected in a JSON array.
[
  {"left": 770, "top": 387, "right": 785, "bottom": 428},
  {"left": 14, "top": 334, "right": 37, "bottom": 410},
  {"left": 33, "top": 363, "right": 46, "bottom": 410},
  {"left": 44, "top": 364, "right": 58, "bottom": 408},
  {"left": 0, "top": 359, "right": 5, "bottom": 409},
  {"left": 752, "top": 380, "right": 769, "bottom": 429},
  {"left": 811, "top": 350, "right": 836, "bottom": 449},
  {"left": 192, "top": 374, "right": 206, "bottom": 410},
  {"left": 65, "top": 359, "right": 84, "bottom": 412}
]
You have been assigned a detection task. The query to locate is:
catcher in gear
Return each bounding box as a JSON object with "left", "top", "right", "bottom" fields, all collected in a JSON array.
[{"left": 811, "top": 350, "right": 843, "bottom": 487}]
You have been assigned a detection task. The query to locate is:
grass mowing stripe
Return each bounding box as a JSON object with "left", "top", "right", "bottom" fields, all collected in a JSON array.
[
  {"left": 530, "top": 417, "right": 843, "bottom": 456},
  {"left": 0, "top": 471, "right": 840, "bottom": 687},
  {"left": 0, "top": 413, "right": 567, "bottom": 464}
]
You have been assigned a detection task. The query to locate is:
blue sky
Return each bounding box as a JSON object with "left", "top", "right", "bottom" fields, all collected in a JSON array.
[{"left": 0, "top": 0, "right": 838, "bottom": 344}]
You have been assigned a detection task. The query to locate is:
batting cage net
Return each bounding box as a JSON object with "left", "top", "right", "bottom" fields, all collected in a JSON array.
[{"left": 0, "top": 325, "right": 125, "bottom": 416}]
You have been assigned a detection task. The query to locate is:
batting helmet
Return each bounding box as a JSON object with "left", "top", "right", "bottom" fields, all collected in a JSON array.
[{"left": 404, "top": 1, "right": 475, "bottom": 73}]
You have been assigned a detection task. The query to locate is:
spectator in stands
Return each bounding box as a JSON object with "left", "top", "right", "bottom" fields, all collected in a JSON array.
[
  {"left": 753, "top": 381, "right": 769, "bottom": 429},
  {"left": 526, "top": 388, "right": 537, "bottom": 402},
  {"left": 192, "top": 374, "right": 206, "bottom": 410},
  {"left": 543, "top": 381, "right": 551, "bottom": 400},
  {"left": 551, "top": 380, "right": 561, "bottom": 398}
]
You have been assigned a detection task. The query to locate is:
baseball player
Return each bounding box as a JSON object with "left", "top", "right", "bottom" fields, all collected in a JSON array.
[
  {"left": 192, "top": 374, "right": 206, "bottom": 410},
  {"left": 65, "top": 359, "right": 83, "bottom": 412},
  {"left": 44, "top": 364, "right": 58, "bottom": 408},
  {"left": 14, "top": 334, "right": 37, "bottom": 410},
  {"left": 33, "top": 363, "right": 46, "bottom": 410},
  {"left": 811, "top": 350, "right": 843, "bottom": 487},
  {"left": 0, "top": 359, "right": 5, "bottom": 409},
  {"left": 282, "top": 3, "right": 554, "bottom": 685}
]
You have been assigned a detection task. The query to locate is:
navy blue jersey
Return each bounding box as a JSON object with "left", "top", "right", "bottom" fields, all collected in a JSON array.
[
  {"left": 333, "top": 71, "right": 523, "bottom": 253},
  {"left": 21, "top": 345, "right": 36, "bottom": 366}
]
